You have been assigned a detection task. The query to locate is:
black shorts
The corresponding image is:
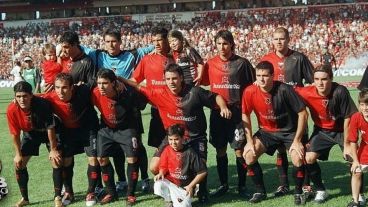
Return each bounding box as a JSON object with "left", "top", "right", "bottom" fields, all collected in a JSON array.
[
  {"left": 306, "top": 127, "right": 344, "bottom": 161},
  {"left": 21, "top": 130, "right": 62, "bottom": 156},
  {"left": 97, "top": 127, "right": 140, "bottom": 158},
  {"left": 209, "top": 107, "right": 246, "bottom": 150},
  {"left": 60, "top": 127, "right": 91, "bottom": 158},
  {"left": 255, "top": 129, "right": 306, "bottom": 156},
  {"left": 148, "top": 107, "right": 166, "bottom": 148},
  {"left": 186, "top": 137, "right": 208, "bottom": 160}
]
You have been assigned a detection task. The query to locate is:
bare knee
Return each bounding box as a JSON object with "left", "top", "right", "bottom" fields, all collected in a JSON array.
[
  {"left": 305, "top": 153, "right": 318, "bottom": 164},
  {"left": 126, "top": 157, "right": 137, "bottom": 164},
  {"left": 98, "top": 157, "right": 110, "bottom": 166},
  {"left": 88, "top": 156, "right": 99, "bottom": 166}
]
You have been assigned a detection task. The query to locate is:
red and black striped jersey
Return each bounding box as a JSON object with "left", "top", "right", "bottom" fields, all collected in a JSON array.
[
  {"left": 295, "top": 83, "right": 357, "bottom": 131},
  {"left": 202, "top": 55, "right": 255, "bottom": 106},
  {"left": 160, "top": 145, "right": 207, "bottom": 187},
  {"left": 242, "top": 81, "right": 305, "bottom": 133}
]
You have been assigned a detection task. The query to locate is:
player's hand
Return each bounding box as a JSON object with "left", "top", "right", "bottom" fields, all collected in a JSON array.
[
  {"left": 193, "top": 76, "right": 202, "bottom": 86},
  {"left": 43, "top": 83, "right": 54, "bottom": 93},
  {"left": 243, "top": 142, "right": 256, "bottom": 158},
  {"left": 289, "top": 141, "right": 305, "bottom": 159},
  {"left": 149, "top": 49, "right": 158, "bottom": 55},
  {"left": 14, "top": 155, "right": 23, "bottom": 170},
  {"left": 49, "top": 149, "right": 62, "bottom": 166},
  {"left": 351, "top": 161, "right": 361, "bottom": 174},
  {"left": 184, "top": 185, "right": 194, "bottom": 197},
  {"left": 76, "top": 81, "right": 84, "bottom": 86},
  {"left": 154, "top": 173, "right": 165, "bottom": 181},
  {"left": 220, "top": 107, "right": 232, "bottom": 119},
  {"left": 343, "top": 146, "right": 351, "bottom": 161},
  {"left": 253, "top": 80, "right": 260, "bottom": 86}
]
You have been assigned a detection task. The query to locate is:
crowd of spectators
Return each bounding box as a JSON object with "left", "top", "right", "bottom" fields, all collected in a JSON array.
[{"left": 0, "top": 3, "right": 367, "bottom": 80}]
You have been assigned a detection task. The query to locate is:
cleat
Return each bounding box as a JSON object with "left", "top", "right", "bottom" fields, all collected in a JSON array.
[
  {"left": 141, "top": 178, "right": 150, "bottom": 193},
  {"left": 359, "top": 194, "right": 366, "bottom": 206},
  {"left": 210, "top": 185, "right": 229, "bottom": 197},
  {"left": 347, "top": 200, "right": 360, "bottom": 207},
  {"left": 61, "top": 192, "right": 74, "bottom": 206},
  {"left": 198, "top": 194, "right": 208, "bottom": 204},
  {"left": 85, "top": 193, "right": 96, "bottom": 207},
  {"left": 126, "top": 195, "right": 136, "bottom": 207},
  {"left": 116, "top": 181, "right": 127, "bottom": 197},
  {"left": 99, "top": 194, "right": 116, "bottom": 205},
  {"left": 294, "top": 194, "right": 306, "bottom": 205},
  {"left": 314, "top": 190, "right": 328, "bottom": 203},
  {"left": 249, "top": 193, "right": 267, "bottom": 203},
  {"left": 238, "top": 186, "right": 251, "bottom": 198},
  {"left": 302, "top": 185, "right": 314, "bottom": 199},
  {"left": 54, "top": 196, "right": 64, "bottom": 207},
  {"left": 94, "top": 187, "right": 106, "bottom": 201},
  {"left": 165, "top": 201, "right": 173, "bottom": 207},
  {"left": 15, "top": 198, "right": 30, "bottom": 207},
  {"left": 274, "top": 185, "right": 290, "bottom": 197}
]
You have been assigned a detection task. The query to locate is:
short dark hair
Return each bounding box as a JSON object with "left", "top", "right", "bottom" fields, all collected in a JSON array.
[
  {"left": 164, "top": 63, "right": 184, "bottom": 78},
  {"left": 60, "top": 31, "right": 80, "bottom": 45},
  {"left": 152, "top": 27, "right": 168, "bottom": 39},
  {"left": 55, "top": 73, "right": 74, "bottom": 86},
  {"left": 359, "top": 89, "right": 368, "bottom": 104},
  {"left": 97, "top": 69, "right": 117, "bottom": 83},
  {"left": 167, "top": 124, "right": 185, "bottom": 138},
  {"left": 214, "top": 30, "right": 235, "bottom": 51},
  {"left": 14, "top": 81, "right": 32, "bottom": 94},
  {"left": 256, "top": 61, "right": 274, "bottom": 75},
  {"left": 314, "top": 64, "right": 333, "bottom": 80},
  {"left": 103, "top": 29, "right": 121, "bottom": 42}
]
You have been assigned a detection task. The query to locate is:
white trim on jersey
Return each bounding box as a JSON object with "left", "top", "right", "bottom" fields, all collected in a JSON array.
[{"left": 154, "top": 179, "right": 192, "bottom": 207}]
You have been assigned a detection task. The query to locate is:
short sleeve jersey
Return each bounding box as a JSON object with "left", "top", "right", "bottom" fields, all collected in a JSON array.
[
  {"left": 172, "top": 47, "right": 204, "bottom": 85},
  {"left": 261, "top": 50, "right": 313, "bottom": 86},
  {"left": 159, "top": 145, "right": 207, "bottom": 187},
  {"left": 139, "top": 85, "right": 216, "bottom": 139},
  {"left": 348, "top": 112, "right": 368, "bottom": 164},
  {"left": 41, "top": 60, "right": 63, "bottom": 84},
  {"left": 295, "top": 83, "right": 357, "bottom": 131},
  {"left": 202, "top": 55, "right": 255, "bottom": 106},
  {"left": 70, "top": 52, "right": 97, "bottom": 88},
  {"left": 132, "top": 54, "right": 174, "bottom": 89},
  {"left": 242, "top": 81, "right": 305, "bottom": 133},
  {"left": 7, "top": 96, "right": 55, "bottom": 136},
  {"left": 91, "top": 86, "right": 138, "bottom": 130}
]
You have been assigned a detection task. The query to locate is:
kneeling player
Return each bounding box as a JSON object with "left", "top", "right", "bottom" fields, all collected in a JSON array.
[
  {"left": 242, "top": 61, "right": 307, "bottom": 205},
  {"left": 91, "top": 69, "right": 142, "bottom": 206},
  {"left": 7, "top": 81, "right": 62, "bottom": 207},
  {"left": 154, "top": 124, "right": 207, "bottom": 207}
]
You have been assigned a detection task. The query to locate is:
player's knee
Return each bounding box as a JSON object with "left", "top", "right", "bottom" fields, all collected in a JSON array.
[
  {"left": 305, "top": 153, "right": 317, "bottom": 164},
  {"left": 234, "top": 149, "right": 243, "bottom": 157},
  {"left": 245, "top": 153, "right": 256, "bottom": 165},
  {"left": 88, "top": 156, "right": 99, "bottom": 166},
  {"left": 126, "top": 157, "right": 137, "bottom": 164},
  {"left": 97, "top": 157, "right": 110, "bottom": 166},
  {"left": 290, "top": 154, "right": 303, "bottom": 167},
  {"left": 216, "top": 147, "right": 227, "bottom": 157}
]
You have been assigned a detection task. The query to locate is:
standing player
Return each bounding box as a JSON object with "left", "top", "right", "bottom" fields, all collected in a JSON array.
[
  {"left": 154, "top": 124, "right": 207, "bottom": 207},
  {"left": 7, "top": 81, "right": 63, "bottom": 207},
  {"left": 43, "top": 73, "right": 100, "bottom": 206},
  {"left": 347, "top": 89, "right": 368, "bottom": 207},
  {"left": 81, "top": 29, "right": 153, "bottom": 194},
  {"left": 358, "top": 65, "right": 368, "bottom": 91},
  {"left": 91, "top": 69, "right": 142, "bottom": 206},
  {"left": 21, "top": 56, "right": 41, "bottom": 93},
  {"left": 295, "top": 64, "right": 357, "bottom": 203},
  {"left": 261, "top": 27, "right": 314, "bottom": 196},
  {"left": 201, "top": 30, "right": 255, "bottom": 197},
  {"left": 242, "top": 61, "right": 308, "bottom": 204}
]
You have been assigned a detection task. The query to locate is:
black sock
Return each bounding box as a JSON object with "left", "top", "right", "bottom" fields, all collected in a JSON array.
[
  {"left": 360, "top": 174, "right": 364, "bottom": 194},
  {"left": 216, "top": 154, "right": 228, "bottom": 186},
  {"left": 236, "top": 156, "right": 247, "bottom": 188},
  {"left": 198, "top": 175, "right": 208, "bottom": 197},
  {"left": 247, "top": 161, "right": 266, "bottom": 194},
  {"left": 16, "top": 168, "right": 29, "bottom": 201},
  {"left": 139, "top": 146, "right": 149, "bottom": 180},
  {"left": 276, "top": 153, "right": 289, "bottom": 187},
  {"left": 95, "top": 165, "right": 103, "bottom": 188},
  {"left": 127, "top": 162, "right": 139, "bottom": 197},
  {"left": 53, "top": 168, "right": 63, "bottom": 197},
  {"left": 63, "top": 163, "right": 74, "bottom": 194},
  {"left": 306, "top": 162, "right": 325, "bottom": 191},
  {"left": 87, "top": 165, "right": 99, "bottom": 193},
  {"left": 113, "top": 152, "right": 126, "bottom": 182},
  {"left": 303, "top": 171, "right": 310, "bottom": 186},
  {"left": 101, "top": 163, "right": 116, "bottom": 196},
  {"left": 293, "top": 165, "right": 305, "bottom": 194}
]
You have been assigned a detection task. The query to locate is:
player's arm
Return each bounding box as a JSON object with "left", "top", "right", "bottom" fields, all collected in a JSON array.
[
  {"left": 215, "top": 95, "right": 231, "bottom": 119},
  {"left": 10, "top": 134, "right": 23, "bottom": 169},
  {"left": 118, "top": 77, "right": 141, "bottom": 90},
  {"left": 343, "top": 117, "right": 352, "bottom": 159},
  {"left": 289, "top": 108, "right": 308, "bottom": 158},
  {"left": 193, "top": 63, "right": 204, "bottom": 86},
  {"left": 46, "top": 127, "right": 62, "bottom": 166},
  {"left": 184, "top": 171, "right": 207, "bottom": 197}
]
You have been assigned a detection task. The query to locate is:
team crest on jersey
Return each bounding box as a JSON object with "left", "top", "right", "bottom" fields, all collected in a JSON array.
[
  {"left": 221, "top": 76, "right": 229, "bottom": 84},
  {"left": 175, "top": 97, "right": 182, "bottom": 106},
  {"left": 222, "top": 63, "right": 230, "bottom": 71},
  {"left": 175, "top": 153, "right": 182, "bottom": 161},
  {"left": 322, "top": 99, "right": 329, "bottom": 107},
  {"left": 265, "top": 98, "right": 271, "bottom": 105}
]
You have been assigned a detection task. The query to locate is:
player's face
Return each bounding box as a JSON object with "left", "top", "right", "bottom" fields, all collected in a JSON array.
[
  {"left": 168, "top": 37, "right": 182, "bottom": 52},
  {"left": 256, "top": 69, "right": 273, "bottom": 91},
  {"left": 359, "top": 102, "right": 368, "bottom": 118},
  {"left": 168, "top": 134, "right": 184, "bottom": 151},
  {"left": 24, "top": 60, "right": 33, "bottom": 69},
  {"left": 61, "top": 42, "right": 78, "bottom": 59},
  {"left": 216, "top": 37, "right": 233, "bottom": 60},
  {"left": 314, "top": 71, "right": 332, "bottom": 95},
  {"left": 104, "top": 35, "right": 121, "bottom": 56},
  {"left": 153, "top": 34, "right": 169, "bottom": 55},
  {"left": 54, "top": 79, "right": 73, "bottom": 102},
  {"left": 272, "top": 32, "right": 289, "bottom": 53},
  {"left": 15, "top": 92, "right": 32, "bottom": 110},
  {"left": 165, "top": 71, "right": 183, "bottom": 94},
  {"left": 44, "top": 50, "right": 57, "bottom": 61},
  {"left": 97, "top": 77, "right": 115, "bottom": 97}
]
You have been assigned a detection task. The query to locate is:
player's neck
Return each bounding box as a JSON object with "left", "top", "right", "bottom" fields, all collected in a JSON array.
[
  {"left": 260, "top": 83, "right": 273, "bottom": 93},
  {"left": 219, "top": 53, "right": 233, "bottom": 61},
  {"left": 275, "top": 48, "right": 289, "bottom": 58}
]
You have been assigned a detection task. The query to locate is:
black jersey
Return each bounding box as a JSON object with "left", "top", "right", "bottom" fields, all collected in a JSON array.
[{"left": 70, "top": 51, "right": 97, "bottom": 89}]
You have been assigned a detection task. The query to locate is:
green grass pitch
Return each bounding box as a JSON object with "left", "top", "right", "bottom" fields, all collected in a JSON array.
[{"left": 0, "top": 86, "right": 363, "bottom": 207}]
